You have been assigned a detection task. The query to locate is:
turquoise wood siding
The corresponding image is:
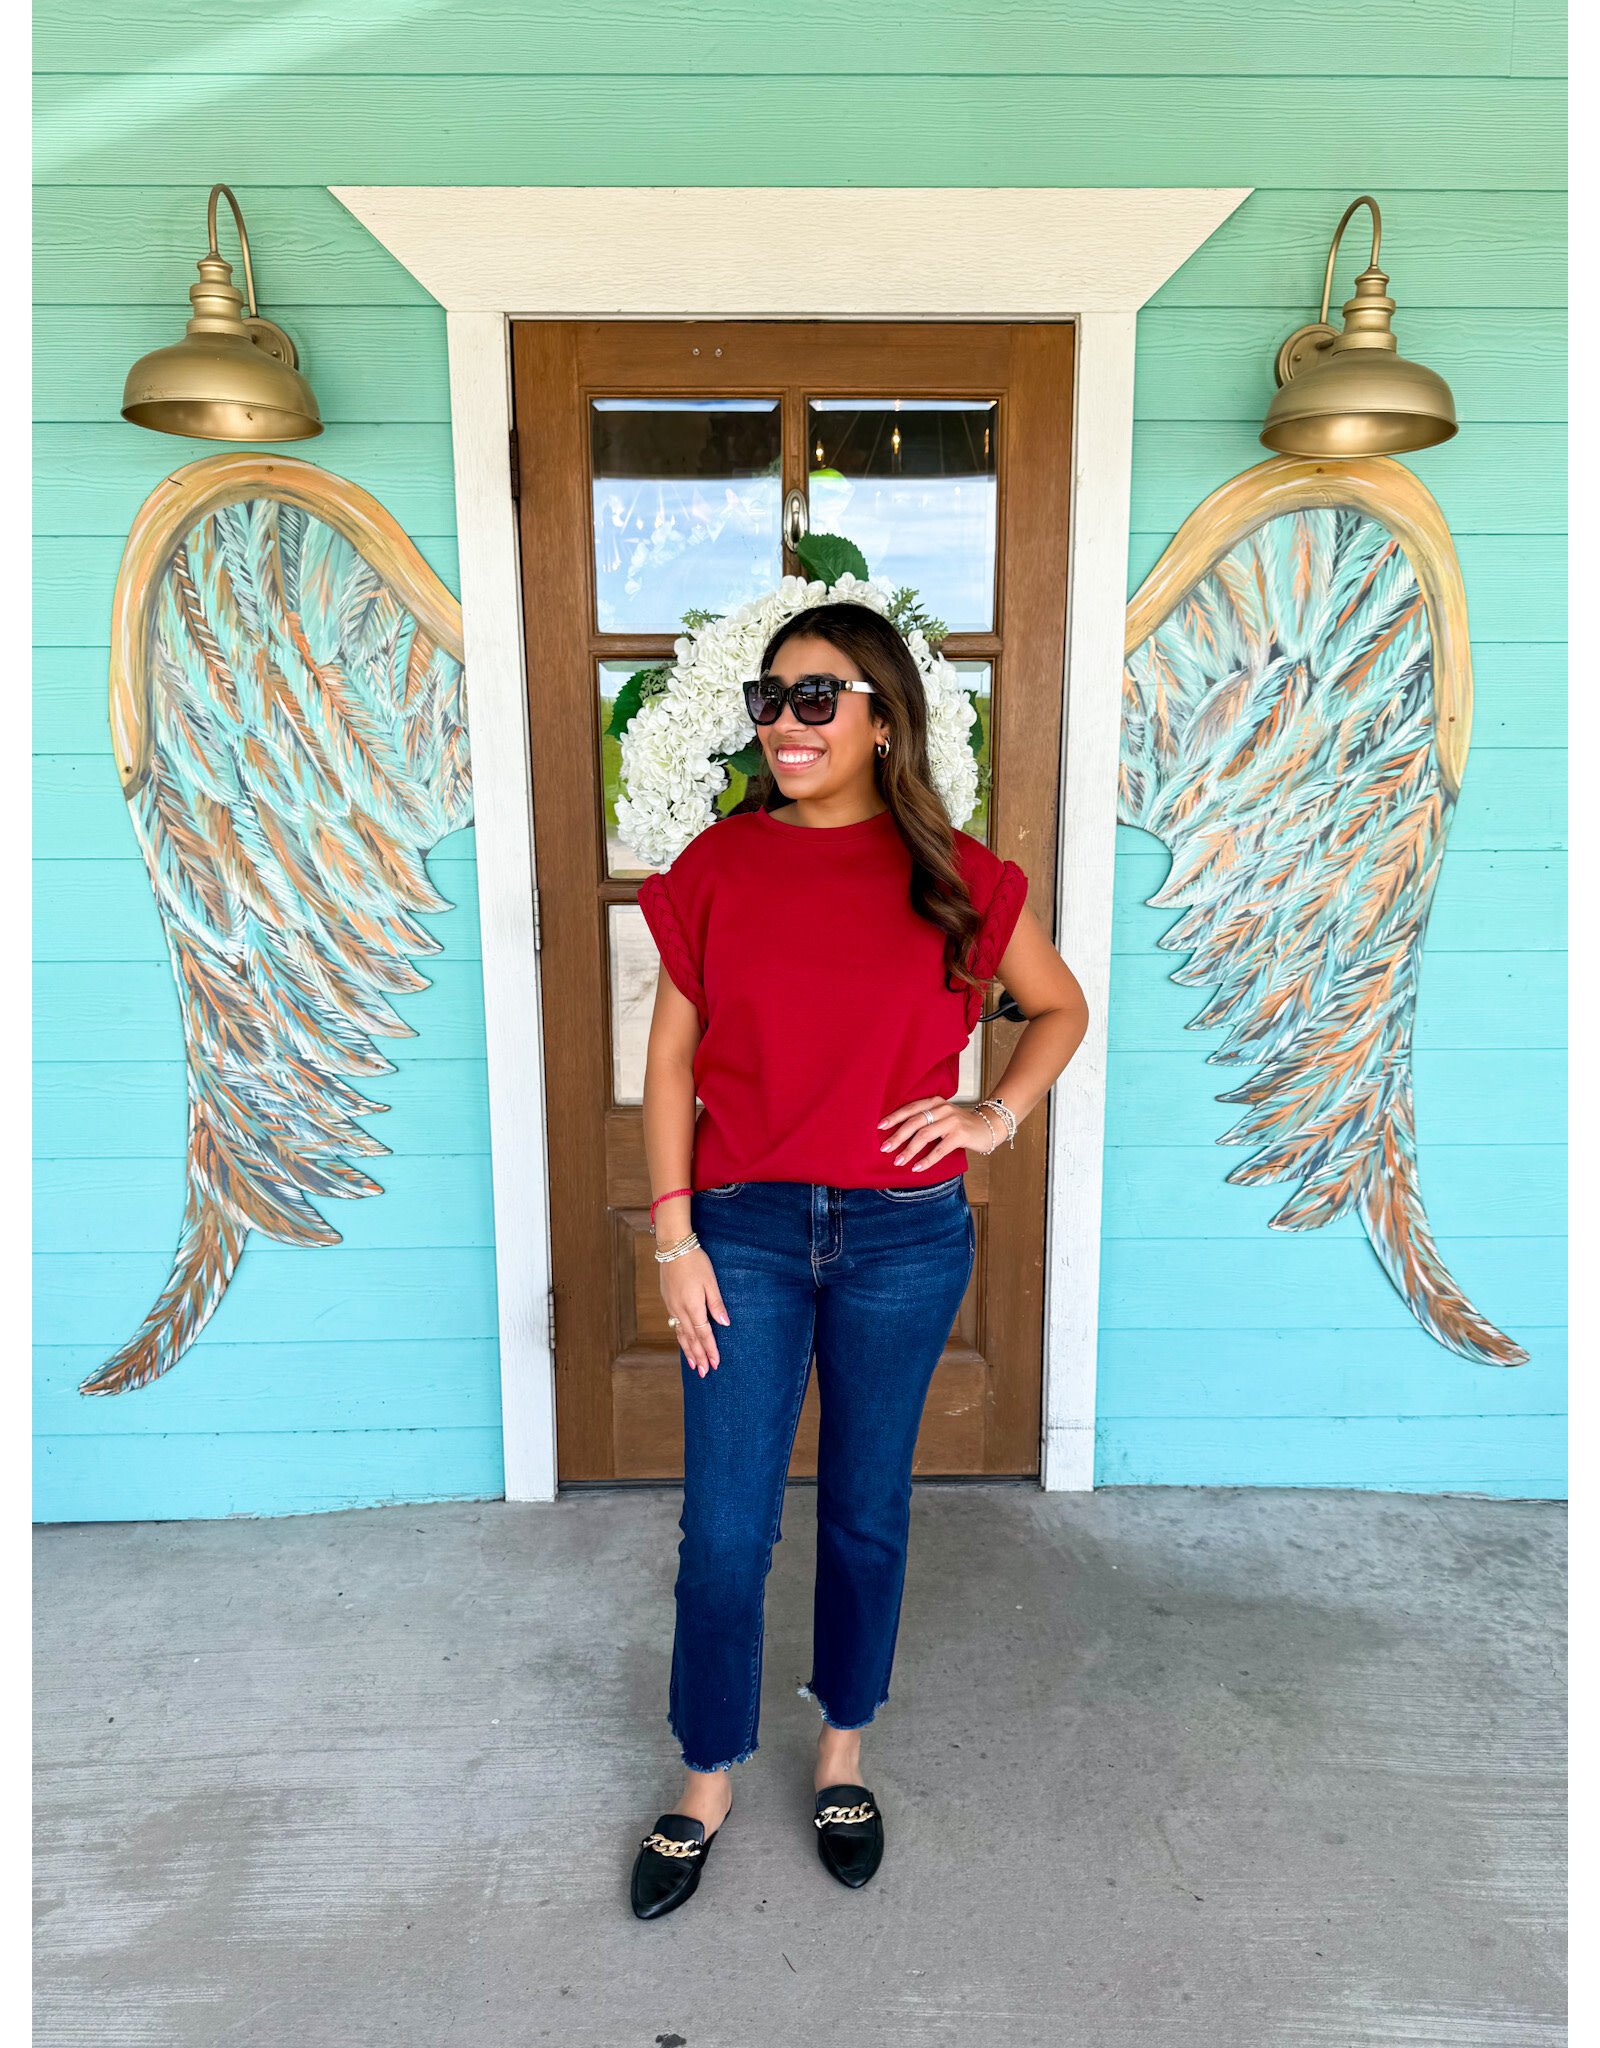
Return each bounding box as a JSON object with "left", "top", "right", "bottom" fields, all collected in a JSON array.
[{"left": 33, "top": 1, "right": 1566, "bottom": 1516}]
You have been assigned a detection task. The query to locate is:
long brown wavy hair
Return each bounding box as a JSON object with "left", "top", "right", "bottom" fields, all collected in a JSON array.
[{"left": 738, "top": 600, "right": 986, "bottom": 1003}]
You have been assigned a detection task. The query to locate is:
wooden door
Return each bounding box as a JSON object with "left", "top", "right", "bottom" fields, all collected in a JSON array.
[{"left": 510, "top": 321, "right": 1073, "bottom": 1483}]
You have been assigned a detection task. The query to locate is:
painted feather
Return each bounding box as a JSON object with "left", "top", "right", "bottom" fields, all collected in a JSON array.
[
  {"left": 82, "top": 454, "right": 470, "bottom": 1394},
  {"left": 1121, "top": 454, "right": 1527, "bottom": 1367}
]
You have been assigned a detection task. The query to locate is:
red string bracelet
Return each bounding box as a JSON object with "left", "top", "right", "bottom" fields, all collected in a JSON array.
[{"left": 649, "top": 1187, "right": 692, "bottom": 1234}]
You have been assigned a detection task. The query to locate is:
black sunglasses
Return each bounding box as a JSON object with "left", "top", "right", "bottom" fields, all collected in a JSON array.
[{"left": 742, "top": 672, "right": 878, "bottom": 727}]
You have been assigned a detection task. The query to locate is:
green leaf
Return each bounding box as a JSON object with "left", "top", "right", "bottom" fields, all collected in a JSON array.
[
  {"left": 885, "top": 584, "right": 949, "bottom": 649},
  {"left": 606, "top": 664, "right": 669, "bottom": 739},
  {"left": 793, "top": 531, "right": 870, "bottom": 587},
  {"left": 720, "top": 740, "right": 766, "bottom": 777}
]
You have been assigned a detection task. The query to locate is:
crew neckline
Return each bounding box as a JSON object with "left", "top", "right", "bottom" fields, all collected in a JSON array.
[{"left": 756, "top": 804, "right": 897, "bottom": 842}]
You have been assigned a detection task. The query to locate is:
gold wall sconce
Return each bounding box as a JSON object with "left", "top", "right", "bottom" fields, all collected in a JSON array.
[
  {"left": 122, "top": 183, "right": 323, "bottom": 442},
  {"left": 1261, "top": 196, "right": 1456, "bottom": 457}
]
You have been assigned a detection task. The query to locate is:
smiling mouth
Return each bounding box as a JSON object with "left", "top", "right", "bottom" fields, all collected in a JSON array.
[{"left": 773, "top": 744, "right": 826, "bottom": 769}]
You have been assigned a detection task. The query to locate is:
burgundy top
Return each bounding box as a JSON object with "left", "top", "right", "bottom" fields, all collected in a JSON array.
[{"left": 636, "top": 803, "right": 1029, "bottom": 1191}]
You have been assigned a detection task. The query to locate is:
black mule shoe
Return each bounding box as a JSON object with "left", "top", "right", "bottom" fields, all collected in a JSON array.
[
  {"left": 630, "top": 1810, "right": 725, "bottom": 1921},
  {"left": 813, "top": 1782, "right": 884, "bottom": 1889}
]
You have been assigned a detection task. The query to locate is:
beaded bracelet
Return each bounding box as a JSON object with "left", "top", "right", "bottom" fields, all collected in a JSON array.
[
  {"left": 976, "top": 1095, "right": 1019, "bottom": 1149},
  {"left": 654, "top": 1231, "right": 701, "bottom": 1264}
]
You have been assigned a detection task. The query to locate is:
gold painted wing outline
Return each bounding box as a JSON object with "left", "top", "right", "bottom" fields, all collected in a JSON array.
[{"left": 82, "top": 453, "right": 470, "bottom": 1394}]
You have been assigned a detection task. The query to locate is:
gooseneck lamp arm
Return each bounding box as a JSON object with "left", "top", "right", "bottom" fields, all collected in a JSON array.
[
  {"left": 207, "top": 182, "right": 262, "bottom": 325},
  {"left": 1310, "top": 196, "right": 1381, "bottom": 334}
]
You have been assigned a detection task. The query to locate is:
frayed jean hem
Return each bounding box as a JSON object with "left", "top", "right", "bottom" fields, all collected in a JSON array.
[
  {"left": 668, "top": 1712, "right": 757, "bottom": 1773},
  {"left": 797, "top": 1679, "right": 888, "bottom": 1733}
]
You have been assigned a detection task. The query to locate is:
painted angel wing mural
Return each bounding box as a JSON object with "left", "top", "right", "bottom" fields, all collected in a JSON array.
[
  {"left": 1120, "top": 453, "right": 1526, "bottom": 1367},
  {"left": 82, "top": 454, "right": 470, "bottom": 1394}
]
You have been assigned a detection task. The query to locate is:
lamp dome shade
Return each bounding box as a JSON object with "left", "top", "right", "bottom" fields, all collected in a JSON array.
[
  {"left": 1261, "top": 343, "right": 1457, "bottom": 457},
  {"left": 122, "top": 328, "right": 323, "bottom": 442}
]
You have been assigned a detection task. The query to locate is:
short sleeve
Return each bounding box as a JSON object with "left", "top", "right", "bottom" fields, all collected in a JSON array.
[
  {"left": 637, "top": 867, "right": 707, "bottom": 1026},
  {"left": 964, "top": 855, "right": 1029, "bottom": 1031}
]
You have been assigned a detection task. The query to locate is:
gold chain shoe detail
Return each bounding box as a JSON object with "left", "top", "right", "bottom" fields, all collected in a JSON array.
[
  {"left": 814, "top": 1800, "right": 876, "bottom": 1828},
  {"left": 639, "top": 1830, "right": 705, "bottom": 1859}
]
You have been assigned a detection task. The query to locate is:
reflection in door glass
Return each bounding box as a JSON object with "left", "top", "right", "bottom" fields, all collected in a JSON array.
[
  {"left": 591, "top": 399, "right": 782, "bottom": 632},
  {"left": 807, "top": 400, "right": 998, "bottom": 631}
]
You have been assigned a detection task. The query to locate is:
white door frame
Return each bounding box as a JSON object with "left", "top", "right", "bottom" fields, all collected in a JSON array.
[{"left": 328, "top": 185, "right": 1251, "bottom": 1502}]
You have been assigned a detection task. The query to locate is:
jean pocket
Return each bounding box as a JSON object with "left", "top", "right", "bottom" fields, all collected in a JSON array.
[
  {"left": 873, "top": 1175, "right": 967, "bottom": 1202},
  {"left": 695, "top": 1181, "right": 747, "bottom": 1198}
]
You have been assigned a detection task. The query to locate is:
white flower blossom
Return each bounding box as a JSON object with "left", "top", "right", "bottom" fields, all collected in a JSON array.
[{"left": 615, "top": 575, "right": 981, "bottom": 869}]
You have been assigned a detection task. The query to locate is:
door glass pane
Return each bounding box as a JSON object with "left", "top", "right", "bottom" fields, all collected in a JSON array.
[
  {"left": 807, "top": 400, "right": 998, "bottom": 630},
  {"left": 591, "top": 398, "right": 782, "bottom": 632},
  {"left": 950, "top": 660, "right": 993, "bottom": 845},
  {"left": 609, "top": 902, "right": 658, "bottom": 1107}
]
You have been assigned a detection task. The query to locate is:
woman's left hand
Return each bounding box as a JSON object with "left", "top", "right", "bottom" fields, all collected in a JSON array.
[{"left": 876, "top": 1095, "right": 995, "bottom": 1169}]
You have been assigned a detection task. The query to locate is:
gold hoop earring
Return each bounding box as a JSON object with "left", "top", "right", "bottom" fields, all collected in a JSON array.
[{"left": 875, "top": 737, "right": 889, "bottom": 758}]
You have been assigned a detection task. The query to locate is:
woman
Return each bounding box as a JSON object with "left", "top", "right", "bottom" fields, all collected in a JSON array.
[{"left": 630, "top": 601, "right": 1088, "bottom": 1919}]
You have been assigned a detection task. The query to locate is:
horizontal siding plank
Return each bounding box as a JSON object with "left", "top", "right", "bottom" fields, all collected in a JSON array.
[
  {"left": 34, "top": 1246, "right": 501, "bottom": 1346},
  {"left": 31, "top": 3, "right": 1520, "bottom": 80},
  {"left": 1455, "top": 642, "right": 1567, "bottom": 747},
  {"left": 1127, "top": 533, "right": 1566, "bottom": 640},
  {"left": 1113, "top": 846, "right": 1566, "bottom": 956},
  {"left": 33, "top": 1425, "right": 505, "bottom": 1522},
  {"left": 1107, "top": 945, "right": 1567, "bottom": 1053},
  {"left": 32, "top": 743, "right": 1564, "bottom": 867},
  {"left": 31, "top": 946, "right": 1565, "bottom": 1068},
  {"left": 35, "top": 1138, "right": 1561, "bottom": 1252},
  {"left": 1511, "top": 0, "right": 1566, "bottom": 75},
  {"left": 35, "top": 422, "right": 461, "bottom": 539},
  {"left": 33, "top": 533, "right": 461, "bottom": 646},
  {"left": 1096, "top": 1326, "right": 1566, "bottom": 1419},
  {"left": 33, "top": 850, "right": 482, "bottom": 961},
  {"left": 34, "top": 539, "right": 1557, "bottom": 654},
  {"left": 33, "top": 1339, "right": 501, "bottom": 1436},
  {"left": 1104, "top": 1048, "right": 1566, "bottom": 1147},
  {"left": 1124, "top": 423, "right": 1567, "bottom": 537},
  {"left": 1100, "top": 1143, "right": 1567, "bottom": 1239},
  {"left": 34, "top": 1152, "right": 497, "bottom": 1255},
  {"left": 35, "top": 960, "right": 488, "bottom": 1062},
  {"left": 35, "top": 304, "right": 1570, "bottom": 430},
  {"left": 30, "top": 1048, "right": 1559, "bottom": 1156},
  {"left": 34, "top": 305, "right": 451, "bottom": 424},
  {"left": 35, "top": 77, "right": 1565, "bottom": 189},
  {"left": 36, "top": 420, "right": 1572, "bottom": 540},
  {"left": 33, "top": 640, "right": 1567, "bottom": 760},
  {"left": 1096, "top": 1232, "right": 1562, "bottom": 1331},
  {"left": 1131, "top": 307, "right": 1566, "bottom": 423},
  {"left": 1095, "top": 1413, "right": 1566, "bottom": 1494},
  {"left": 32, "top": 189, "right": 1569, "bottom": 311},
  {"left": 34, "top": 1059, "right": 492, "bottom": 1159}
]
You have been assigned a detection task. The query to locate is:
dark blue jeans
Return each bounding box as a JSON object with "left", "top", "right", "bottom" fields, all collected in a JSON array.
[{"left": 668, "top": 1176, "right": 976, "bottom": 1772}]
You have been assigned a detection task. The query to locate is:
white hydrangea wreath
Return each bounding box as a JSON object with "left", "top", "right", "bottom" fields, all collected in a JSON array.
[{"left": 613, "top": 568, "right": 982, "bottom": 872}]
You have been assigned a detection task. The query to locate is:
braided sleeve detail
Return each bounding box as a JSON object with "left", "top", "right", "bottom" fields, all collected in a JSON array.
[{"left": 637, "top": 871, "right": 707, "bottom": 1027}]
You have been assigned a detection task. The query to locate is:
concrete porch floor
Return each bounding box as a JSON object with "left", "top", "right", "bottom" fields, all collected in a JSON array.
[{"left": 34, "top": 1484, "right": 1565, "bottom": 2048}]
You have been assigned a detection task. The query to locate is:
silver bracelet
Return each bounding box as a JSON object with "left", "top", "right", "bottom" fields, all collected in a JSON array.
[
  {"left": 654, "top": 1231, "right": 702, "bottom": 1264},
  {"left": 977, "top": 1095, "right": 1018, "bottom": 1148},
  {"left": 973, "top": 1102, "right": 1005, "bottom": 1154}
]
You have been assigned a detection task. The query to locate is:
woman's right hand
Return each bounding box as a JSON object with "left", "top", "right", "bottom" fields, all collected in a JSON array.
[{"left": 662, "top": 1249, "right": 730, "bottom": 1376}]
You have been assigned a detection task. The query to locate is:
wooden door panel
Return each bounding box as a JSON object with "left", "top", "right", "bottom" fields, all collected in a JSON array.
[{"left": 511, "top": 320, "right": 1073, "bottom": 1483}]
